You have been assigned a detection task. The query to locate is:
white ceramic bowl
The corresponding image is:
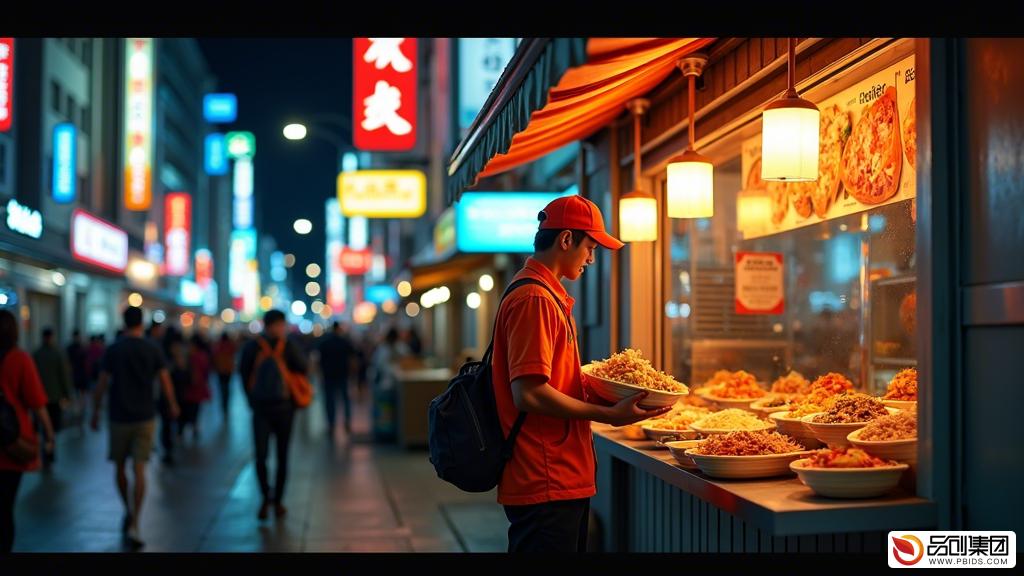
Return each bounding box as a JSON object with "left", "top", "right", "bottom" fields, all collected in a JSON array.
[
  {"left": 641, "top": 425, "right": 698, "bottom": 443},
  {"left": 689, "top": 419, "right": 776, "bottom": 437},
  {"left": 801, "top": 407, "right": 901, "bottom": 448},
  {"left": 790, "top": 458, "right": 909, "bottom": 498},
  {"left": 696, "top": 389, "right": 765, "bottom": 413},
  {"left": 582, "top": 364, "right": 688, "bottom": 409},
  {"left": 882, "top": 399, "right": 917, "bottom": 412},
  {"left": 685, "top": 449, "right": 811, "bottom": 479},
  {"left": 664, "top": 440, "right": 704, "bottom": 470},
  {"left": 847, "top": 428, "right": 918, "bottom": 464},
  {"left": 768, "top": 411, "right": 824, "bottom": 449}
]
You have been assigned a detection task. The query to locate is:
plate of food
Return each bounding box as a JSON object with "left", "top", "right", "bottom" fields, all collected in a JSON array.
[
  {"left": 846, "top": 411, "right": 917, "bottom": 464},
  {"left": 881, "top": 368, "right": 917, "bottom": 412},
  {"left": 802, "top": 394, "right": 899, "bottom": 447},
  {"left": 768, "top": 411, "right": 823, "bottom": 449},
  {"left": 697, "top": 370, "right": 767, "bottom": 412},
  {"left": 582, "top": 349, "right": 688, "bottom": 409},
  {"left": 770, "top": 371, "right": 811, "bottom": 396},
  {"left": 684, "top": 431, "right": 811, "bottom": 479},
  {"left": 689, "top": 409, "right": 775, "bottom": 436},
  {"left": 638, "top": 405, "right": 711, "bottom": 441},
  {"left": 750, "top": 394, "right": 796, "bottom": 417},
  {"left": 790, "top": 447, "right": 908, "bottom": 499}
]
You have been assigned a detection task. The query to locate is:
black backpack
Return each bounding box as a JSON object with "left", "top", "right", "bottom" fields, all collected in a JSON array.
[{"left": 428, "top": 277, "right": 574, "bottom": 492}]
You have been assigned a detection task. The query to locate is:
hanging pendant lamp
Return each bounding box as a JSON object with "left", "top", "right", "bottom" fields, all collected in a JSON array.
[
  {"left": 761, "top": 38, "right": 820, "bottom": 181},
  {"left": 666, "top": 55, "right": 713, "bottom": 218},
  {"left": 619, "top": 98, "right": 657, "bottom": 242}
]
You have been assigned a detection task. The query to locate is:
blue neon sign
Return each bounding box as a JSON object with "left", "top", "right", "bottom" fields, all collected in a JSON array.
[
  {"left": 204, "top": 133, "right": 228, "bottom": 175},
  {"left": 52, "top": 123, "right": 77, "bottom": 203},
  {"left": 365, "top": 284, "right": 399, "bottom": 304},
  {"left": 203, "top": 93, "right": 237, "bottom": 123},
  {"left": 455, "top": 190, "right": 576, "bottom": 253}
]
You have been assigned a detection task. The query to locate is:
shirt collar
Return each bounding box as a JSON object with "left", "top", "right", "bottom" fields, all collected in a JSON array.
[{"left": 523, "top": 257, "right": 569, "bottom": 302}]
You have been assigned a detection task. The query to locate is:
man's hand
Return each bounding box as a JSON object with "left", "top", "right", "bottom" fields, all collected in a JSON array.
[{"left": 601, "top": 391, "right": 673, "bottom": 427}]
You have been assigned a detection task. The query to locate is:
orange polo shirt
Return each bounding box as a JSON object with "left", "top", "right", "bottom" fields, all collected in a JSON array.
[{"left": 491, "top": 257, "right": 596, "bottom": 506}]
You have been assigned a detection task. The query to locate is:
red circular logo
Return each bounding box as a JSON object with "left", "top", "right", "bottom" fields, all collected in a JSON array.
[{"left": 892, "top": 534, "right": 925, "bottom": 566}]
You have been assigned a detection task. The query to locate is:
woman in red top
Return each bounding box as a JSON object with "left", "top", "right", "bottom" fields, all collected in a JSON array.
[
  {"left": 180, "top": 335, "right": 212, "bottom": 439},
  {"left": 0, "top": 309, "right": 55, "bottom": 552}
]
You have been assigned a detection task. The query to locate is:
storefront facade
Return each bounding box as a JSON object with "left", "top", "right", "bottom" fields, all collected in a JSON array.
[{"left": 449, "top": 37, "right": 1024, "bottom": 551}]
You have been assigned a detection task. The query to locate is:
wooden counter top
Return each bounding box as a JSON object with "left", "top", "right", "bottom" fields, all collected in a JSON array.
[{"left": 592, "top": 424, "right": 937, "bottom": 536}]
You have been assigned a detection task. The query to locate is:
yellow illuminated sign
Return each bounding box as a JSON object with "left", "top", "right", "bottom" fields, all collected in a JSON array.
[{"left": 338, "top": 170, "right": 426, "bottom": 218}]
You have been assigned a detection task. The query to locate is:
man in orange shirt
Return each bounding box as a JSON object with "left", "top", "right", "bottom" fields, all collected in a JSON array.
[{"left": 492, "top": 195, "right": 671, "bottom": 552}]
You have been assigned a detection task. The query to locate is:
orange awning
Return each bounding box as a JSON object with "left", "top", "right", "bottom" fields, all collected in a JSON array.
[{"left": 448, "top": 37, "right": 715, "bottom": 202}]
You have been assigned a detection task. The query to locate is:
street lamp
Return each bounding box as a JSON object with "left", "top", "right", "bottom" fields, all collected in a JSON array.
[{"left": 283, "top": 123, "right": 308, "bottom": 140}]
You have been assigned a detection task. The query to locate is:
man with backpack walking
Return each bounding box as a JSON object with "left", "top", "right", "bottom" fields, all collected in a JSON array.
[
  {"left": 239, "top": 309, "right": 308, "bottom": 521},
  {"left": 489, "top": 195, "right": 670, "bottom": 552}
]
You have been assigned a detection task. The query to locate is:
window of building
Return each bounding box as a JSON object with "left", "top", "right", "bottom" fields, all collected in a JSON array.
[
  {"left": 51, "top": 81, "right": 62, "bottom": 114},
  {"left": 65, "top": 94, "right": 75, "bottom": 124},
  {"left": 0, "top": 136, "right": 11, "bottom": 196},
  {"left": 81, "top": 38, "right": 92, "bottom": 68},
  {"left": 80, "top": 104, "right": 90, "bottom": 135}
]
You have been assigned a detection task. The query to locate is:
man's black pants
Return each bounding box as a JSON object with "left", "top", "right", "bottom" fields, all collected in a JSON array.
[
  {"left": 503, "top": 497, "right": 590, "bottom": 552},
  {"left": 252, "top": 402, "right": 295, "bottom": 503}
]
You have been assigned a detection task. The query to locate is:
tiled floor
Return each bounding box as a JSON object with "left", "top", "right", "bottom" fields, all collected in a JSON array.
[{"left": 12, "top": 376, "right": 507, "bottom": 552}]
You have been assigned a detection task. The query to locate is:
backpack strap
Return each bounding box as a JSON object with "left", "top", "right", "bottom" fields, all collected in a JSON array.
[
  {"left": 248, "top": 337, "right": 274, "bottom": 393},
  {"left": 485, "top": 277, "right": 577, "bottom": 458}
]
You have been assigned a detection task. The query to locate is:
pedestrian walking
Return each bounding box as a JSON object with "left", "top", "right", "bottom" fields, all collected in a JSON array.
[
  {"left": 0, "top": 309, "right": 55, "bottom": 553},
  {"left": 66, "top": 330, "right": 89, "bottom": 430},
  {"left": 239, "top": 309, "right": 307, "bottom": 521},
  {"left": 91, "top": 306, "right": 179, "bottom": 549},
  {"left": 32, "top": 327, "right": 71, "bottom": 467},
  {"left": 181, "top": 335, "right": 212, "bottom": 439},
  {"left": 317, "top": 321, "right": 354, "bottom": 436},
  {"left": 212, "top": 333, "right": 237, "bottom": 418}
]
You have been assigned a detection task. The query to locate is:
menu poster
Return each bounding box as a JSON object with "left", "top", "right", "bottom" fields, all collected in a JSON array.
[
  {"left": 741, "top": 54, "right": 916, "bottom": 239},
  {"left": 735, "top": 251, "right": 784, "bottom": 315}
]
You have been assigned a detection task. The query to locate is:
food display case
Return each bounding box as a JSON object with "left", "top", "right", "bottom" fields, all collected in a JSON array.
[{"left": 589, "top": 38, "right": 937, "bottom": 552}]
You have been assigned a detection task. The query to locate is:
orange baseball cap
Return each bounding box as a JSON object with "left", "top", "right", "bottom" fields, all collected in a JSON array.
[{"left": 538, "top": 195, "right": 624, "bottom": 250}]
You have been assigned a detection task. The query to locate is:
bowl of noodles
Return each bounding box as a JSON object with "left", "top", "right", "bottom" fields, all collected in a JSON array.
[{"left": 582, "top": 349, "right": 688, "bottom": 409}]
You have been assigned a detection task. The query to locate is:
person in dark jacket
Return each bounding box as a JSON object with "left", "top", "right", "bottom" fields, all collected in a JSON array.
[
  {"left": 317, "top": 321, "right": 354, "bottom": 435},
  {"left": 66, "top": 329, "right": 89, "bottom": 429},
  {"left": 238, "top": 309, "right": 307, "bottom": 521},
  {"left": 32, "top": 328, "right": 71, "bottom": 467}
]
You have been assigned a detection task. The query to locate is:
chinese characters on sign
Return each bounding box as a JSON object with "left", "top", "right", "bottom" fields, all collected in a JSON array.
[
  {"left": 338, "top": 170, "right": 426, "bottom": 218},
  {"left": 888, "top": 531, "right": 1015, "bottom": 569},
  {"left": 458, "top": 38, "right": 516, "bottom": 132},
  {"left": 71, "top": 209, "right": 129, "bottom": 273},
  {"left": 164, "top": 193, "right": 191, "bottom": 276},
  {"left": 52, "top": 123, "right": 77, "bottom": 203},
  {"left": 734, "top": 252, "right": 784, "bottom": 315},
  {"left": 353, "top": 38, "right": 417, "bottom": 151},
  {"left": 123, "top": 38, "right": 154, "bottom": 211},
  {"left": 5, "top": 199, "right": 42, "bottom": 239},
  {"left": 0, "top": 38, "right": 13, "bottom": 132}
]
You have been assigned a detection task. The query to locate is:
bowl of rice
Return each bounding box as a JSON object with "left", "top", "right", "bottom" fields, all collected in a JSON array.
[
  {"left": 801, "top": 394, "right": 898, "bottom": 447},
  {"left": 583, "top": 349, "right": 688, "bottom": 409},
  {"left": 684, "top": 431, "right": 810, "bottom": 479},
  {"left": 847, "top": 411, "right": 918, "bottom": 464},
  {"left": 640, "top": 405, "right": 711, "bottom": 441},
  {"left": 689, "top": 409, "right": 775, "bottom": 436}
]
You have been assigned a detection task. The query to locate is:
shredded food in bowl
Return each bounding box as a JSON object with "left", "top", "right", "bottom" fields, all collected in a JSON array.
[
  {"left": 692, "top": 409, "right": 766, "bottom": 430},
  {"left": 812, "top": 393, "right": 889, "bottom": 424},
  {"left": 784, "top": 373, "right": 855, "bottom": 417},
  {"left": 805, "top": 447, "right": 898, "bottom": 468},
  {"left": 771, "top": 371, "right": 811, "bottom": 394},
  {"left": 883, "top": 368, "right": 918, "bottom": 401},
  {"left": 641, "top": 406, "right": 711, "bottom": 430},
  {"left": 857, "top": 411, "right": 917, "bottom": 441},
  {"left": 704, "top": 370, "right": 766, "bottom": 399},
  {"left": 691, "top": 430, "right": 805, "bottom": 456},
  {"left": 588, "top": 348, "right": 688, "bottom": 393}
]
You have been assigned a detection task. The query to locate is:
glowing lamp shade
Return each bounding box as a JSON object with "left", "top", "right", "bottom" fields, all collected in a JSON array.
[
  {"left": 736, "top": 189, "right": 772, "bottom": 237},
  {"left": 761, "top": 99, "right": 820, "bottom": 181},
  {"left": 618, "top": 191, "right": 657, "bottom": 242},
  {"left": 666, "top": 150, "right": 714, "bottom": 218}
]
